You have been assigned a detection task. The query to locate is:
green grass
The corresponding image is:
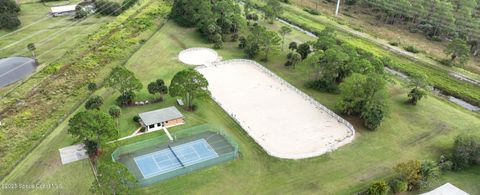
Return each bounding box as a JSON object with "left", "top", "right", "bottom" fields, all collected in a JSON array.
[
  {"left": 3, "top": 18, "right": 480, "bottom": 195},
  {"left": 122, "top": 22, "right": 480, "bottom": 194},
  {"left": 270, "top": 3, "right": 480, "bottom": 107}
]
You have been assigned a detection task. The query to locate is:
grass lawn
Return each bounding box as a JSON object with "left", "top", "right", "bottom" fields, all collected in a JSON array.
[
  {"left": 0, "top": 1, "right": 114, "bottom": 95},
  {"left": 3, "top": 17, "right": 480, "bottom": 195},
  {"left": 118, "top": 21, "right": 480, "bottom": 194}
]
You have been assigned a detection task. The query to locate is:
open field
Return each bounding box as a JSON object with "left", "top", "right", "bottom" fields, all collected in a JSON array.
[
  {"left": 198, "top": 60, "right": 353, "bottom": 159},
  {"left": 2, "top": 10, "right": 480, "bottom": 195},
  {"left": 0, "top": 0, "right": 171, "bottom": 180}
]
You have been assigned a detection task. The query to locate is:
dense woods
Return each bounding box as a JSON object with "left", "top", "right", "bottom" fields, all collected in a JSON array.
[
  {"left": 356, "top": 0, "right": 480, "bottom": 64},
  {"left": 170, "top": 0, "right": 244, "bottom": 47},
  {"left": 0, "top": 0, "right": 21, "bottom": 29}
]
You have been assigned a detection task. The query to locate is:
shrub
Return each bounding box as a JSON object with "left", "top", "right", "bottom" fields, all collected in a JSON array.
[
  {"left": 116, "top": 91, "right": 136, "bottom": 106},
  {"left": 85, "top": 95, "right": 104, "bottom": 110},
  {"left": 388, "top": 41, "right": 399, "bottom": 46},
  {"left": 389, "top": 179, "right": 408, "bottom": 193},
  {"left": 303, "top": 8, "right": 320, "bottom": 15},
  {"left": 87, "top": 82, "right": 97, "bottom": 91},
  {"left": 139, "top": 127, "right": 146, "bottom": 132},
  {"left": 404, "top": 45, "right": 420, "bottom": 53},
  {"left": 95, "top": 0, "right": 122, "bottom": 16},
  {"left": 133, "top": 116, "right": 140, "bottom": 123},
  {"left": 0, "top": 12, "right": 21, "bottom": 29},
  {"left": 108, "top": 106, "right": 121, "bottom": 118},
  {"left": 345, "top": 0, "right": 357, "bottom": 5},
  {"left": 367, "top": 181, "right": 389, "bottom": 195},
  {"left": 121, "top": 0, "right": 138, "bottom": 11},
  {"left": 451, "top": 134, "right": 480, "bottom": 170}
]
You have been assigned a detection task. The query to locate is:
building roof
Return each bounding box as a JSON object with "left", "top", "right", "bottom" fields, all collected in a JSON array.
[
  {"left": 421, "top": 183, "right": 469, "bottom": 195},
  {"left": 51, "top": 5, "right": 77, "bottom": 13},
  {"left": 138, "top": 106, "right": 183, "bottom": 126}
]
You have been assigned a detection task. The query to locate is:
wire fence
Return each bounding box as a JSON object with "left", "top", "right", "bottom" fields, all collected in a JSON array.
[
  {"left": 200, "top": 59, "right": 355, "bottom": 159},
  {"left": 111, "top": 124, "right": 238, "bottom": 187}
]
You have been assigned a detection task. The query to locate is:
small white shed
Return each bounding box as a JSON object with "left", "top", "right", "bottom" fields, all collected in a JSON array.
[
  {"left": 50, "top": 5, "right": 77, "bottom": 17},
  {"left": 421, "top": 183, "right": 469, "bottom": 195}
]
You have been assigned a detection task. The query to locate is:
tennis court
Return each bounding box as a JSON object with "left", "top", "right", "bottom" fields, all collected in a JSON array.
[
  {"left": 134, "top": 139, "right": 219, "bottom": 179},
  {"left": 112, "top": 127, "right": 238, "bottom": 186}
]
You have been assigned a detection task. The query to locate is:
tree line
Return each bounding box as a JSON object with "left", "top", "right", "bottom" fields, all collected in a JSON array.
[
  {"left": 0, "top": 0, "right": 21, "bottom": 29},
  {"left": 349, "top": 0, "right": 480, "bottom": 65},
  {"left": 170, "top": 0, "right": 244, "bottom": 48}
]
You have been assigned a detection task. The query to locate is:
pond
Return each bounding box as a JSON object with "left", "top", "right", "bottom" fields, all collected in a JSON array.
[{"left": 0, "top": 57, "right": 37, "bottom": 88}]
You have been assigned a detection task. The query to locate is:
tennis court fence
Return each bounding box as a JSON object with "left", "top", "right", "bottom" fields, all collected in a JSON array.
[{"left": 111, "top": 124, "right": 239, "bottom": 186}]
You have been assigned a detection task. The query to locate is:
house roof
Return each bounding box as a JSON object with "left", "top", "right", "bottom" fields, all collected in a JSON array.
[
  {"left": 138, "top": 106, "right": 183, "bottom": 125},
  {"left": 51, "top": 5, "right": 77, "bottom": 13},
  {"left": 421, "top": 183, "right": 469, "bottom": 195}
]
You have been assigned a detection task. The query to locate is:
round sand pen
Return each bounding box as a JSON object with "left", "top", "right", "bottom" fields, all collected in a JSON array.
[{"left": 178, "top": 48, "right": 220, "bottom": 66}]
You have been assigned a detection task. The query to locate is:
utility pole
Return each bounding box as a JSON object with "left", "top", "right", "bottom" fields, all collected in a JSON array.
[{"left": 335, "top": 0, "right": 341, "bottom": 16}]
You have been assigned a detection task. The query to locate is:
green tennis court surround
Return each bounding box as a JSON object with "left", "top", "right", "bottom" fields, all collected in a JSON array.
[{"left": 111, "top": 125, "right": 238, "bottom": 187}]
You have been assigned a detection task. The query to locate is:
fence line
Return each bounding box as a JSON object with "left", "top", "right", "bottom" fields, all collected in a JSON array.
[{"left": 201, "top": 59, "right": 355, "bottom": 159}]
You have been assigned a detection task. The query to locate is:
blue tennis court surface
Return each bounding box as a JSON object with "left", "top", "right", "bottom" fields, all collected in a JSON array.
[{"left": 134, "top": 139, "right": 219, "bottom": 179}]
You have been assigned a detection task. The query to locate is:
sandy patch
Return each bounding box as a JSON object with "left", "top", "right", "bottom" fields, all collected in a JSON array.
[
  {"left": 197, "top": 59, "right": 355, "bottom": 159},
  {"left": 178, "top": 48, "right": 219, "bottom": 66}
]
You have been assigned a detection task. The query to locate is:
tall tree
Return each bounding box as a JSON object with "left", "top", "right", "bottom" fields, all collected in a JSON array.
[
  {"left": 407, "top": 73, "right": 428, "bottom": 105},
  {"left": 104, "top": 66, "right": 142, "bottom": 106},
  {"left": 147, "top": 79, "right": 168, "bottom": 101},
  {"left": 85, "top": 95, "right": 104, "bottom": 110},
  {"left": 68, "top": 110, "right": 118, "bottom": 158},
  {"left": 444, "top": 38, "right": 471, "bottom": 66},
  {"left": 27, "top": 43, "right": 36, "bottom": 60},
  {"left": 278, "top": 26, "right": 292, "bottom": 51},
  {"left": 264, "top": 0, "right": 283, "bottom": 23},
  {"left": 169, "top": 69, "right": 210, "bottom": 110},
  {"left": 91, "top": 162, "right": 136, "bottom": 194},
  {"left": 338, "top": 73, "right": 388, "bottom": 130},
  {"left": 0, "top": 0, "right": 21, "bottom": 29}
]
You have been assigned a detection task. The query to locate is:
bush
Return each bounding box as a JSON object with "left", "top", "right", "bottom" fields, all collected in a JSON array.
[
  {"left": 345, "top": 0, "right": 357, "bottom": 5},
  {"left": 133, "top": 116, "right": 140, "bottom": 123},
  {"left": 389, "top": 179, "right": 408, "bottom": 193},
  {"left": 404, "top": 45, "right": 420, "bottom": 53},
  {"left": 121, "top": 0, "right": 138, "bottom": 10},
  {"left": 139, "top": 127, "right": 146, "bottom": 132},
  {"left": 108, "top": 106, "right": 121, "bottom": 118},
  {"left": 303, "top": 8, "right": 320, "bottom": 15},
  {"left": 388, "top": 41, "right": 399, "bottom": 46},
  {"left": 85, "top": 95, "right": 104, "bottom": 110},
  {"left": 95, "top": 0, "right": 122, "bottom": 16},
  {"left": 116, "top": 91, "right": 136, "bottom": 106},
  {"left": 87, "top": 82, "right": 97, "bottom": 91},
  {"left": 451, "top": 134, "right": 480, "bottom": 170},
  {"left": 367, "top": 181, "right": 389, "bottom": 195},
  {"left": 0, "top": 13, "right": 21, "bottom": 29}
]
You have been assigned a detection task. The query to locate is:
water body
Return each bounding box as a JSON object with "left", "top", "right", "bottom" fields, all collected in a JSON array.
[{"left": 0, "top": 57, "right": 37, "bottom": 88}]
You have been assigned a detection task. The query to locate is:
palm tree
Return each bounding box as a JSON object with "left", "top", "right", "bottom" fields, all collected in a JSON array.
[{"left": 27, "top": 43, "right": 36, "bottom": 60}]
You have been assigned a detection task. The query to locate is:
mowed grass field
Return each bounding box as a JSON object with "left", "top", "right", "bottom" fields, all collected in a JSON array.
[
  {"left": 3, "top": 20, "right": 480, "bottom": 195},
  {"left": 0, "top": 0, "right": 114, "bottom": 94}
]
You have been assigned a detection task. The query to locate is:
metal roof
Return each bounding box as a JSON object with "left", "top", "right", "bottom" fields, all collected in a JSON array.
[
  {"left": 138, "top": 106, "right": 183, "bottom": 126},
  {"left": 421, "top": 183, "right": 469, "bottom": 195},
  {"left": 51, "top": 5, "right": 77, "bottom": 13}
]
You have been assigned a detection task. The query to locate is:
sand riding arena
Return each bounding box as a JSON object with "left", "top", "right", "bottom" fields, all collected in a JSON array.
[{"left": 179, "top": 49, "right": 355, "bottom": 159}]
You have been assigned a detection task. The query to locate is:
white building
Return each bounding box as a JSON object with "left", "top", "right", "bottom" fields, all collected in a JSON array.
[
  {"left": 421, "top": 183, "right": 469, "bottom": 195},
  {"left": 50, "top": 5, "right": 77, "bottom": 17},
  {"left": 138, "top": 106, "right": 184, "bottom": 131}
]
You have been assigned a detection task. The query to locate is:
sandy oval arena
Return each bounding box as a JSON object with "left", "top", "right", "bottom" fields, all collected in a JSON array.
[
  {"left": 197, "top": 59, "right": 355, "bottom": 159},
  {"left": 178, "top": 48, "right": 219, "bottom": 66}
]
